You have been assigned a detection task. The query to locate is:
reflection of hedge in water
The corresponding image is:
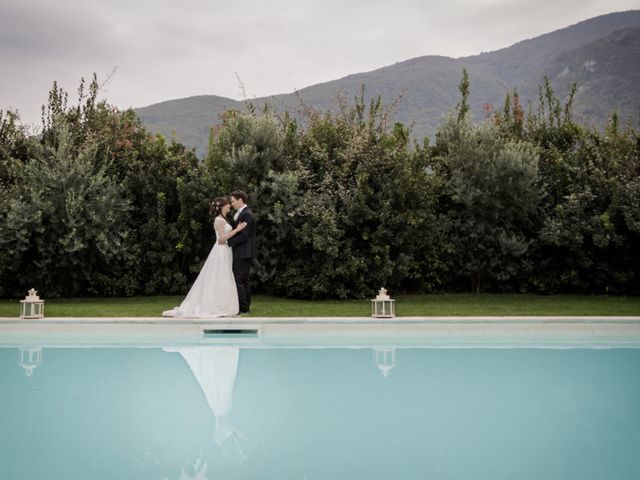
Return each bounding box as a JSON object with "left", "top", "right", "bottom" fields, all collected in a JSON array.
[{"left": 0, "top": 77, "right": 639, "bottom": 298}]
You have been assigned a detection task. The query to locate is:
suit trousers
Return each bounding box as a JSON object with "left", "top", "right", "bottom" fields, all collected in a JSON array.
[{"left": 232, "top": 258, "right": 252, "bottom": 312}]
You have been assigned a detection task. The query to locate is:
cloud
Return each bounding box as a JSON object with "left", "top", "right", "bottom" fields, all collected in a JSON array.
[
  {"left": 0, "top": 1, "right": 123, "bottom": 60},
  {"left": 1, "top": 0, "right": 638, "bottom": 126}
]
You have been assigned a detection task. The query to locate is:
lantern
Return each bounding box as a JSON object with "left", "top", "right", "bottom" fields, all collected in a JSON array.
[
  {"left": 18, "top": 347, "right": 43, "bottom": 377},
  {"left": 20, "top": 288, "right": 45, "bottom": 319},
  {"left": 374, "top": 348, "right": 397, "bottom": 377},
  {"left": 371, "top": 287, "right": 395, "bottom": 318}
]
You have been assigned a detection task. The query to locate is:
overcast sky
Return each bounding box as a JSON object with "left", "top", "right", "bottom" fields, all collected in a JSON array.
[{"left": 1, "top": 0, "right": 638, "bottom": 127}]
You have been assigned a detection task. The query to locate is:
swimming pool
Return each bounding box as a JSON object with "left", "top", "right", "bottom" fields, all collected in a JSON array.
[{"left": 2, "top": 318, "right": 640, "bottom": 479}]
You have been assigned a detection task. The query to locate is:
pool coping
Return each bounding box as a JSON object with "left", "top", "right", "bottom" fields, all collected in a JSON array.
[{"left": 2, "top": 316, "right": 640, "bottom": 348}]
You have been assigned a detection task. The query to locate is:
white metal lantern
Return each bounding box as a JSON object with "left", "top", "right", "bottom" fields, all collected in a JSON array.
[
  {"left": 18, "top": 347, "right": 43, "bottom": 377},
  {"left": 371, "top": 287, "right": 395, "bottom": 318},
  {"left": 374, "top": 348, "right": 397, "bottom": 377},
  {"left": 20, "top": 288, "right": 45, "bottom": 319}
]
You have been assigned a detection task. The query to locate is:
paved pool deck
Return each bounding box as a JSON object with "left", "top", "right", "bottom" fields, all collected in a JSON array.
[{"left": 2, "top": 316, "right": 640, "bottom": 348}]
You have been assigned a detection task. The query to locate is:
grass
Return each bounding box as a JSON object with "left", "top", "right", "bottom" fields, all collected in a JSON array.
[{"left": 1, "top": 293, "right": 639, "bottom": 317}]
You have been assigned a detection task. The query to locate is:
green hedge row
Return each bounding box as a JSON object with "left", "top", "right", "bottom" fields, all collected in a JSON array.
[{"left": 1, "top": 76, "right": 638, "bottom": 298}]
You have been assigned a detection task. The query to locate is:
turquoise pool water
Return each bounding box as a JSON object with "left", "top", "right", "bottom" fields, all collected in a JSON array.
[{"left": 1, "top": 345, "right": 640, "bottom": 479}]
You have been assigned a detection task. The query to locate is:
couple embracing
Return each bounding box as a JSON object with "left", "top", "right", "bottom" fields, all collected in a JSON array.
[{"left": 163, "top": 191, "right": 256, "bottom": 318}]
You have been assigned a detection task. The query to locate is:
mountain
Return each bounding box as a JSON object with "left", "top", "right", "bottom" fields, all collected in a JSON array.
[
  {"left": 518, "top": 26, "right": 640, "bottom": 124},
  {"left": 134, "top": 95, "right": 243, "bottom": 151},
  {"left": 135, "top": 11, "right": 640, "bottom": 157}
]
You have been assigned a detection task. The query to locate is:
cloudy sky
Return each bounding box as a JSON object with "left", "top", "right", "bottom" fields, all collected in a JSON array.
[{"left": 1, "top": 0, "right": 638, "bottom": 127}]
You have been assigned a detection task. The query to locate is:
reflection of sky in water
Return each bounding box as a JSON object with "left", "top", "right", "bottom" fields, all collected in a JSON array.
[{"left": 1, "top": 347, "right": 640, "bottom": 479}]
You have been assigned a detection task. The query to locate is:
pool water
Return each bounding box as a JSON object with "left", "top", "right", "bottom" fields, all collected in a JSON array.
[{"left": 2, "top": 346, "right": 640, "bottom": 479}]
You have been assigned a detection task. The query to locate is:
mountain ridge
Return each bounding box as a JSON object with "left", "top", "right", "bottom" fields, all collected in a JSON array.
[{"left": 136, "top": 10, "right": 640, "bottom": 157}]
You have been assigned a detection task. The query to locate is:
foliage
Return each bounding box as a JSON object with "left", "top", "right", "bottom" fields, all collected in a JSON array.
[
  {"left": 1, "top": 73, "right": 639, "bottom": 298},
  {"left": 0, "top": 77, "right": 218, "bottom": 298},
  {"left": 494, "top": 79, "right": 640, "bottom": 294},
  {"left": 1, "top": 109, "right": 41, "bottom": 186},
  {"left": 0, "top": 124, "right": 131, "bottom": 297},
  {"left": 434, "top": 110, "right": 540, "bottom": 293},
  {"left": 207, "top": 91, "right": 444, "bottom": 298}
]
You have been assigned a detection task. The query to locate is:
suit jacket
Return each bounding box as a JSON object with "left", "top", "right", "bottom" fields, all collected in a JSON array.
[{"left": 227, "top": 206, "right": 257, "bottom": 259}]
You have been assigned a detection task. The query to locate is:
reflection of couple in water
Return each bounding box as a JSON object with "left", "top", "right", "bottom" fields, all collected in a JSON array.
[{"left": 163, "top": 347, "right": 246, "bottom": 463}]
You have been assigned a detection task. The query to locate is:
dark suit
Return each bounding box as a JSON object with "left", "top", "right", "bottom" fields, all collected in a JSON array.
[{"left": 227, "top": 206, "right": 256, "bottom": 313}]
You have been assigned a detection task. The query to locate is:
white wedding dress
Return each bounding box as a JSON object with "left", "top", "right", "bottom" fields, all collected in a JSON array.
[{"left": 162, "top": 218, "right": 238, "bottom": 318}]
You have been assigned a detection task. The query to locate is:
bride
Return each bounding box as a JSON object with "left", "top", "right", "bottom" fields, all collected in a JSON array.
[{"left": 163, "top": 197, "right": 246, "bottom": 318}]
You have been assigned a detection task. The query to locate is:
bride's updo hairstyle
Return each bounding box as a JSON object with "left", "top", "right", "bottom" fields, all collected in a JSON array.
[{"left": 210, "top": 197, "right": 229, "bottom": 217}]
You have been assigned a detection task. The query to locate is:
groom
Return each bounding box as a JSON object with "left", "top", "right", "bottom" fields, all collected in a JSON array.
[{"left": 227, "top": 190, "right": 256, "bottom": 314}]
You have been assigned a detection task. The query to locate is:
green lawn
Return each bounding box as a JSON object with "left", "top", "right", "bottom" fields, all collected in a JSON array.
[{"left": 1, "top": 294, "right": 639, "bottom": 317}]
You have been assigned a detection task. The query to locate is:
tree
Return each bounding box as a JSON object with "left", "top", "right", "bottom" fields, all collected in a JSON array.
[
  {"left": 533, "top": 122, "right": 640, "bottom": 294},
  {"left": 456, "top": 69, "right": 471, "bottom": 123},
  {"left": 0, "top": 123, "right": 131, "bottom": 297},
  {"left": 0, "top": 109, "right": 40, "bottom": 186},
  {"left": 434, "top": 116, "right": 540, "bottom": 293},
  {"left": 1, "top": 75, "right": 222, "bottom": 297},
  {"left": 496, "top": 79, "right": 640, "bottom": 294}
]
